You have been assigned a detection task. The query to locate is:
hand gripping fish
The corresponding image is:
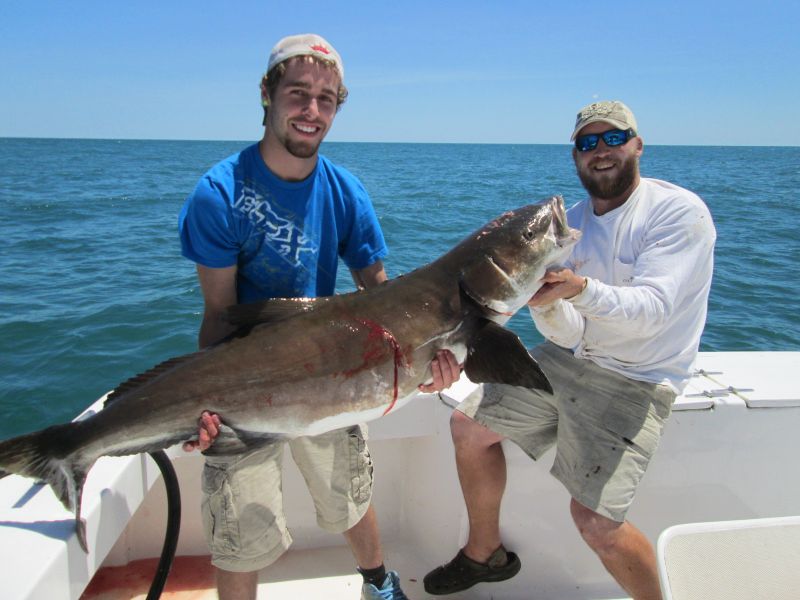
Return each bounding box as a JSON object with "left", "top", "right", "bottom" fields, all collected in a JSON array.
[{"left": 0, "top": 196, "right": 580, "bottom": 551}]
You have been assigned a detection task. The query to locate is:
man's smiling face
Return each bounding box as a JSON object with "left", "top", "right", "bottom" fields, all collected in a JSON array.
[
  {"left": 265, "top": 57, "right": 341, "bottom": 159},
  {"left": 573, "top": 121, "right": 643, "bottom": 204}
]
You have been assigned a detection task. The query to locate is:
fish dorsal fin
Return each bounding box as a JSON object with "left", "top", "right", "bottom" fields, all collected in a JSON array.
[
  {"left": 464, "top": 320, "right": 553, "bottom": 394},
  {"left": 224, "top": 297, "right": 328, "bottom": 327},
  {"left": 104, "top": 353, "right": 201, "bottom": 406}
]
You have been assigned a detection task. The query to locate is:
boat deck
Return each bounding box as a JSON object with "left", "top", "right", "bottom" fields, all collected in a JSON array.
[
  {"left": 82, "top": 545, "right": 630, "bottom": 600},
  {"left": 80, "top": 545, "right": 446, "bottom": 600}
]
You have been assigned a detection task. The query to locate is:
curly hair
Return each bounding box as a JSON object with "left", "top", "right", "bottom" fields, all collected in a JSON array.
[{"left": 260, "top": 55, "right": 348, "bottom": 125}]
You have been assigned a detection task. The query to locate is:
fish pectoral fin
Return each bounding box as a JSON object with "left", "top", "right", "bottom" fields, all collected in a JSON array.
[
  {"left": 201, "top": 424, "right": 284, "bottom": 457},
  {"left": 464, "top": 320, "right": 553, "bottom": 394}
]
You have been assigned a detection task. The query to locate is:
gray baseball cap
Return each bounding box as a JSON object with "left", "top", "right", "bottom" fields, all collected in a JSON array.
[{"left": 570, "top": 101, "right": 638, "bottom": 141}]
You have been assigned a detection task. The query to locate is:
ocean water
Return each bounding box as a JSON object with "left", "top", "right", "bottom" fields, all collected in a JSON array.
[{"left": 1, "top": 138, "right": 798, "bottom": 440}]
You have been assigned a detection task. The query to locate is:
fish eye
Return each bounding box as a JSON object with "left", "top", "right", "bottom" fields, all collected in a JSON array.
[{"left": 523, "top": 229, "right": 535, "bottom": 240}]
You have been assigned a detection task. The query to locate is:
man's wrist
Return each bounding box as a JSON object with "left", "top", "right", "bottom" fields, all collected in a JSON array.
[{"left": 568, "top": 276, "right": 588, "bottom": 301}]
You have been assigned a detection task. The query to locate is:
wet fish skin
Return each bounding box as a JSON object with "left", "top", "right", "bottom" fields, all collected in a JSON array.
[{"left": 0, "top": 196, "right": 580, "bottom": 551}]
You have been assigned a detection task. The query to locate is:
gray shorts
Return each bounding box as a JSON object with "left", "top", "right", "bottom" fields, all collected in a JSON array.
[
  {"left": 458, "top": 343, "right": 675, "bottom": 522},
  {"left": 201, "top": 425, "right": 373, "bottom": 572}
]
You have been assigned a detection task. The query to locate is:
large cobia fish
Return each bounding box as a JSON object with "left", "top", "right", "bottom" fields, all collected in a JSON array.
[{"left": 0, "top": 196, "right": 580, "bottom": 550}]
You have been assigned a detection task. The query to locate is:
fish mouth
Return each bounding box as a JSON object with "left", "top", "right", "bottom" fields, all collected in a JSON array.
[{"left": 550, "top": 195, "right": 581, "bottom": 246}]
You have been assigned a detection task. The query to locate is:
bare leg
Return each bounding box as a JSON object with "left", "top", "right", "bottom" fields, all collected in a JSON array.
[
  {"left": 451, "top": 411, "right": 508, "bottom": 562},
  {"left": 343, "top": 503, "right": 384, "bottom": 570},
  {"left": 217, "top": 568, "right": 259, "bottom": 600},
  {"left": 570, "top": 499, "right": 662, "bottom": 600}
]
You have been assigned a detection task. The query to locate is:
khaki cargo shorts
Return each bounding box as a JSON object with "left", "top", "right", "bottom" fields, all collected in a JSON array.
[
  {"left": 201, "top": 424, "right": 373, "bottom": 572},
  {"left": 458, "top": 343, "right": 675, "bottom": 522}
]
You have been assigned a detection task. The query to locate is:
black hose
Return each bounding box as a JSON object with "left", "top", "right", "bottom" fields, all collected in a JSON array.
[{"left": 145, "top": 450, "right": 181, "bottom": 600}]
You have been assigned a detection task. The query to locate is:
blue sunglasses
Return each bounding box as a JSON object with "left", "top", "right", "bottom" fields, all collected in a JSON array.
[{"left": 575, "top": 128, "right": 636, "bottom": 152}]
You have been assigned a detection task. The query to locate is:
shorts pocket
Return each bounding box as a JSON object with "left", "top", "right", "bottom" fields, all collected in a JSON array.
[
  {"left": 201, "top": 463, "right": 237, "bottom": 554},
  {"left": 601, "top": 395, "right": 662, "bottom": 458},
  {"left": 348, "top": 427, "right": 374, "bottom": 505}
]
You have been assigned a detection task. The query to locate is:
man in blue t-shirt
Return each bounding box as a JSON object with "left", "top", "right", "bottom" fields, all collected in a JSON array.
[{"left": 179, "top": 34, "right": 459, "bottom": 600}]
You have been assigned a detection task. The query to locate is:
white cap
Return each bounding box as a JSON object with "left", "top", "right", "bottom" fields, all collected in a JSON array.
[{"left": 267, "top": 33, "right": 344, "bottom": 82}]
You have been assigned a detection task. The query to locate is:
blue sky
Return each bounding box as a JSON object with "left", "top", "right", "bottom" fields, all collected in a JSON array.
[{"left": 1, "top": 0, "right": 797, "bottom": 145}]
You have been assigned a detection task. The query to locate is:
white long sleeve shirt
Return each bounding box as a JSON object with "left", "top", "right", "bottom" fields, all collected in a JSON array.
[{"left": 530, "top": 178, "right": 716, "bottom": 393}]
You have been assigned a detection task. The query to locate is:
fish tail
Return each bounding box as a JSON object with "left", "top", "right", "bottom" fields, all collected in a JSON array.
[{"left": 0, "top": 423, "right": 92, "bottom": 551}]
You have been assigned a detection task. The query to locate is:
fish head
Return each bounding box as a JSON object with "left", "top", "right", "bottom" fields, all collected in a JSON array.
[{"left": 459, "top": 195, "right": 581, "bottom": 322}]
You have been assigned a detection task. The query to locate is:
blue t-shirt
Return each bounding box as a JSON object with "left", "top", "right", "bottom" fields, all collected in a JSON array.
[{"left": 179, "top": 144, "right": 388, "bottom": 303}]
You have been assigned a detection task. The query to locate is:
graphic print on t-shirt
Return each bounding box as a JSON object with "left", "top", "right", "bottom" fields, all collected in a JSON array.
[{"left": 233, "top": 182, "right": 318, "bottom": 268}]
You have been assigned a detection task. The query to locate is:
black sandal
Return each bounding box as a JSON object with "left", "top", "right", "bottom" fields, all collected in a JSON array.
[{"left": 423, "top": 546, "right": 521, "bottom": 595}]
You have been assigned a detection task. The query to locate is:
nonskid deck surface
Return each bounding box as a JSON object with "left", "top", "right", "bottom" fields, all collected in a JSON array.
[
  {"left": 81, "top": 548, "right": 387, "bottom": 600},
  {"left": 81, "top": 555, "right": 215, "bottom": 600},
  {"left": 80, "top": 546, "right": 418, "bottom": 600}
]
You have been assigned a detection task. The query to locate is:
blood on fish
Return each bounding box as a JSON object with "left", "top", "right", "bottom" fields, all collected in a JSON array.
[{"left": 341, "top": 318, "right": 405, "bottom": 416}]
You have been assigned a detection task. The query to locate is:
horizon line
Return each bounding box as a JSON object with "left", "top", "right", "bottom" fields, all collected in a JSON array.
[{"left": 1, "top": 136, "right": 797, "bottom": 149}]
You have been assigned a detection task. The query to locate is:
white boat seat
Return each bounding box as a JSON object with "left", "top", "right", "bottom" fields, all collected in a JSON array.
[{"left": 657, "top": 515, "right": 800, "bottom": 599}]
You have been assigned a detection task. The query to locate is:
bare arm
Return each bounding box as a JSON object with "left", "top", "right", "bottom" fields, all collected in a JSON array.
[
  {"left": 350, "top": 259, "right": 388, "bottom": 290},
  {"left": 183, "top": 263, "right": 238, "bottom": 451},
  {"left": 196, "top": 264, "right": 239, "bottom": 348}
]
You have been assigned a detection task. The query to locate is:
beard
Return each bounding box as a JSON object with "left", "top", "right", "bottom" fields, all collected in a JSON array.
[
  {"left": 267, "top": 112, "right": 325, "bottom": 159},
  {"left": 577, "top": 153, "right": 639, "bottom": 200},
  {"left": 283, "top": 137, "right": 321, "bottom": 159}
]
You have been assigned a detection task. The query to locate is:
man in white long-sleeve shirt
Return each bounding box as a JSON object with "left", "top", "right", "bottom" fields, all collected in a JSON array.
[{"left": 423, "top": 101, "right": 716, "bottom": 600}]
